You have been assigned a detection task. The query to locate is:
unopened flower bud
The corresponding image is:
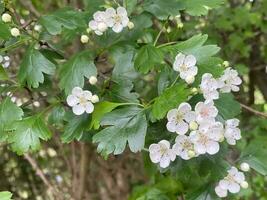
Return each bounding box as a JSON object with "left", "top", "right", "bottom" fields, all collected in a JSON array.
[
  {"left": 240, "top": 162, "right": 250, "bottom": 172},
  {"left": 219, "top": 136, "right": 225, "bottom": 142},
  {"left": 2, "top": 13, "right": 12, "bottom": 23},
  {"left": 91, "top": 95, "right": 99, "bottom": 103},
  {"left": 89, "top": 76, "right": 97, "bottom": 85},
  {"left": 80, "top": 35, "right": 89, "bottom": 43},
  {"left": 127, "top": 21, "right": 134, "bottom": 29},
  {"left": 189, "top": 121, "right": 198, "bottom": 131},
  {"left": 185, "top": 75, "right": 195, "bottom": 84},
  {"left": 188, "top": 150, "right": 195, "bottom": 158},
  {"left": 241, "top": 181, "right": 249, "bottom": 189},
  {"left": 10, "top": 28, "right": 20, "bottom": 37},
  {"left": 223, "top": 61, "right": 229, "bottom": 67}
]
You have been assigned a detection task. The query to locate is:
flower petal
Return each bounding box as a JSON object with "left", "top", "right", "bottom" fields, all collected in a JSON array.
[
  {"left": 173, "top": 53, "right": 185, "bottom": 71},
  {"left": 206, "top": 140, "right": 220, "bottom": 155},
  {"left": 72, "top": 87, "right": 83, "bottom": 97},
  {"left": 175, "top": 121, "right": 189, "bottom": 135},
  {"left": 184, "top": 55, "right": 196, "bottom": 67},
  {"left": 72, "top": 104, "right": 85, "bottom": 115},
  {"left": 85, "top": 102, "right": 94, "bottom": 113},
  {"left": 112, "top": 23, "right": 123, "bottom": 33},
  {"left": 67, "top": 95, "right": 79, "bottom": 106}
]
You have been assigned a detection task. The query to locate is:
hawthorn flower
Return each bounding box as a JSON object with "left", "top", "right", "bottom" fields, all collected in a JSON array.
[
  {"left": 200, "top": 73, "right": 220, "bottom": 101},
  {"left": 166, "top": 103, "right": 196, "bottom": 135},
  {"left": 67, "top": 87, "right": 95, "bottom": 115},
  {"left": 198, "top": 120, "right": 224, "bottom": 142},
  {"left": 149, "top": 140, "right": 176, "bottom": 168},
  {"left": 173, "top": 135, "right": 195, "bottom": 160},
  {"left": 215, "top": 167, "right": 247, "bottom": 197},
  {"left": 219, "top": 68, "right": 242, "bottom": 93},
  {"left": 0, "top": 55, "right": 10, "bottom": 68},
  {"left": 173, "top": 53, "right": 198, "bottom": 84},
  {"left": 88, "top": 11, "right": 108, "bottom": 35},
  {"left": 190, "top": 128, "right": 220, "bottom": 155},
  {"left": 224, "top": 119, "right": 241, "bottom": 145},
  {"left": 105, "top": 7, "right": 129, "bottom": 33},
  {"left": 195, "top": 101, "right": 218, "bottom": 123}
]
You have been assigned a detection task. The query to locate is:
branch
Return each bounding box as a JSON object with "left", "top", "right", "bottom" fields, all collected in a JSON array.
[{"left": 240, "top": 103, "right": 267, "bottom": 119}]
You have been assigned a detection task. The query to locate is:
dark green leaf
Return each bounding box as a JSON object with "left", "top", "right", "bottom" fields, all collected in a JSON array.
[
  {"left": 0, "top": 65, "right": 8, "bottom": 80},
  {"left": 0, "top": 22, "right": 11, "bottom": 40}
]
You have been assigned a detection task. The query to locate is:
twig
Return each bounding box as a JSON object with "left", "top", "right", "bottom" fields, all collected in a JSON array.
[{"left": 240, "top": 103, "right": 267, "bottom": 119}]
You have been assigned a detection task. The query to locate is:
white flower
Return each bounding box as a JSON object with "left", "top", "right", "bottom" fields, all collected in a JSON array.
[
  {"left": 2, "top": 13, "right": 12, "bottom": 23},
  {"left": 173, "top": 53, "right": 198, "bottom": 84},
  {"left": 166, "top": 103, "right": 196, "bottom": 135},
  {"left": 105, "top": 7, "right": 129, "bottom": 33},
  {"left": 10, "top": 28, "right": 20, "bottom": 37},
  {"left": 190, "top": 128, "right": 220, "bottom": 155},
  {"left": 195, "top": 101, "right": 218, "bottom": 123},
  {"left": 200, "top": 73, "right": 220, "bottom": 101},
  {"left": 149, "top": 140, "right": 176, "bottom": 168},
  {"left": 215, "top": 185, "right": 228, "bottom": 198},
  {"left": 173, "top": 135, "right": 195, "bottom": 160},
  {"left": 198, "top": 120, "right": 224, "bottom": 142},
  {"left": 88, "top": 11, "right": 108, "bottom": 35},
  {"left": 224, "top": 119, "right": 241, "bottom": 145},
  {"left": 218, "top": 167, "right": 246, "bottom": 194},
  {"left": 219, "top": 68, "right": 242, "bottom": 93},
  {"left": 0, "top": 55, "right": 10, "bottom": 68},
  {"left": 67, "top": 87, "right": 95, "bottom": 115}
]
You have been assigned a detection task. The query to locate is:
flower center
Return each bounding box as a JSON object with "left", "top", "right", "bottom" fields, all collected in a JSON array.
[
  {"left": 176, "top": 112, "right": 184, "bottom": 122},
  {"left": 79, "top": 97, "right": 88, "bottom": 106},
  {"left": 183, "top": 140, "right": 193, "bottom": 150},
  {"left": 180, "top": 63, "right": 188, "bottom": 71},
  {"left": 199, "top": 134, "right": 209, "bottom": 145},
  {"left": 200, "top": 107, "right": 210, "bottom": 117},
  {"left": 114, "top": 15, "right": 121, "bottom": 23}
]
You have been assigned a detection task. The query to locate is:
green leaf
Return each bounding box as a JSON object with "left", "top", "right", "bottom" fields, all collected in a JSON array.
[
  {"left": 152, "top": 83, "right": 190, "bottom": 120},
  {"left": 185, "top": 185, "right": 219, "bottom": 200},
  {"left": 18, "top": 46, "right": 56, "bottom": 88},
  {"left": 59, "top": 51, "right": 97, "bottom": 94},
  {"left": 40, "top": 8, "right": 86, "bottom": 35},
  {"left": 93, "top": 106, "right": 147, "bottom": 156},
  {"left": 144, "top": 0, "right": 184, "bottom": 20},
  {"left": 124, "top": 0, "right": 137, "bottom": 14},
  {"left": 48, "top": 106, "right": 66, "bottom": 125},
  {"left": 0, "top": 191, "right": 12, "bottom": 200},
  {"left": 0, "top": 97, "right": 23, "bottom": 141},
  {"left": 0, "top": 65, "right": 8, "bottom": 80},
  {"left": 0, "top": 22, "right": 11, "bottom": 40},
  {"left": 214, "top": 93, "right": 241, "bottom": 119},
  {"left": 134, "top": 44, "right": 163, "bottom": 74},
  {"left": 182, "top": 0, "right": 224, "bottom": 16},
  {"left": 61, "top": 114, "right": 89, "bottom": 143},
  {"left": 8, "top": 115, "right": 52, "bottom": 154},
  {"left": 90, "top": 101, "right": 124, "bottom": 130},
  {"left": 240, "top": 137, "right": 267, "bottom": 175}
]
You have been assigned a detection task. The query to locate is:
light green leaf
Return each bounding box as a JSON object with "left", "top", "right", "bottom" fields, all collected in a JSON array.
[
  {"left": 8, "top": 116, "right": 52, "bottom": 154},
  {"left": 135, "top": 44, "right": 163, "bottom": 74},
  {"left": 182, "top": 0, "right": 224, "bottom": 16},
  {"left": 40, "top": 8, "right": 86, "bottom": 35},
  {"left": 152, "top": 83, "right": 190, "bottom": 120},
  {"left": 93, "top": 106, "right": 147, "bottom": 156},
  {"left": 215, "top": 93, "right": 241, "bottom": 119},
  {"left": 18, "top": 46, "right": 56, "bottom": 88},
  {"left": 90, "top": 101, "right": 124, "bottom": 130},
  {"left": 0, "top": 191, "right": 12, "bottom": 200},
  {"left": 61, "top": 114, "right": 89, "bottom": 143},
  {"left": 0, "top": 22, "right": 11, "bottom": 40},
  {"left": 144, "top": 0, "right": 184, "bottom": 20},
  {"left": 0, "top": 97, "right": 23, "bottom": 141},
  {"left": 59, "top": 51, "right": 97, "bottom": 94},
  {"left": 0, "top": 65, "right": 8, "bottom": 80}
]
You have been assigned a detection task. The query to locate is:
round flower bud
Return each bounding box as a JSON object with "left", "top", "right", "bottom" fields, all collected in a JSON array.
[
  {"left": 2, "top": 13, "right": 12, "bottom": 23},
  {"left": 241, "top": 181, "right": 249, "bottom": 189},
  {"left": 89, "top": 76, "right": 98, "bottom": 85},
  {"left": 240, "top": 162, "right": 250, "bottom": 172},
  {"left": 10, "top": 28, "right": 20, "bottom": 37},
  {"left": 191, "top": 87, "right": 198, "bottom": 94},
  {"left": 34, "top": 24, "right": 42, "bottom": 32},
  {"left": 219, "top": 136, "right": 225, "bottom": 142},
  {"left": 185, "top": 75, "right": 195, "bottom": 84},
  {"left": 80, "top": 35, "right": 89, "bottom": 43},
  {"left": 189, "top": 121, "right": 198, "bottom": 131},
  {"left": 188, "top": 150, "right": 195, "bottom": 158},
  {"left": 127, "top": 21, "right": 134, "bottom": 29},
  {"left": 91, "top": 95, "right": 99, "bottom": 103},
  {"left": 86, "top": 28, "right": 91, "bottom": 33},
  {"left": 97, "top": 22, "right": 107, "bottom": 32},
  {"left": 223, "top": 61, "right": 229, "bottom": 67}
]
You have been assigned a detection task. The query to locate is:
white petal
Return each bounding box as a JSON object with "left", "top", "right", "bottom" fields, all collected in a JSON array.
[
  {"left": 206, "top": 141, "right": 219, "bottom": 155},
  {"left": 184, "top": 55, "right": 197, "bottom": 67},
  {"left": 85, "top": 102, "right": 94, "bottom": 113},
  {"left": 178, "top": 102, "right": 191, "bottom": 114},
  {"left": 72, "top": 104, "right": 85, "bottom": 115},
  {"left": 89, "top": 20, "right": 98, "bottom": 30},
  {"left": 194, "top": 142, "right": 206, "bottom": 154},
  {"left": 167, "top": 109, "right": 178, "bottom": 121},
  {"left": 159, "top": 155, "right": 171, "bottom": 168},
  {"left": 219, "top": 180, "right": 229, "bottom": 190},
  {"left": 228, "top": 182, "right": 240, "bottom": 194},
  {"left": 83, "top": 90, "right": 92, "bottom": 100},
  {"left": 72, "top": 87, "right": 83, "bottom": 97},
  {"left": 159, "top": 140, "right": 170, "bottom": 149},
  {"left": 173, "top": 53, "right": 185, "bottom": 71},
  {"left": 184, "top": 111, "right": 196, "bottom": 123},
  {"left": 175, "top": 121, "right": 189, "bottom": 135},
  {"left": 215, "top": 186, "right": 228, "bottom": 198},
  {"left": 149, "top": 144, "right": 160, "bottom": 153},
  {"left": 66, "top": 95, "right": 79, "bottom": 106},
  {"left": 112, "top": 23, "right": 123, "bottom": 33},
  {"left": 187, "top": 66, "right": 198, "bottom": 76},
  {"left": 149, "top": 152, "right": 161, "bottom": 163},
  {"left": 105, "top": 7, "right": 116, "bottom": 17},
  {"left": 121, "top": 17, "right": 129, "bottom": 26},
  {"left": 166, "top": 121, "right": 177, "bottom": 133},
  {"left": 117, "top": 7, "right": 128, "bottom": 16}
]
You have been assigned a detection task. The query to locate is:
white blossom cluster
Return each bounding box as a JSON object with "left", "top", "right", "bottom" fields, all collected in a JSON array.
[
  {"left": 66, "top": 76, "right": 99, "bottom": 115},
  {"left": 88, "top": 7, "right": 133, "bottom": 35},
  {"left": 215, "top": 166, "right": 249, "bottom": 197},
  {"left": 0, "top": 55, "right": 10, "bottom": 68},
  {"left": 149, "top": 53, "right": 245, "bottom": 197}
]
